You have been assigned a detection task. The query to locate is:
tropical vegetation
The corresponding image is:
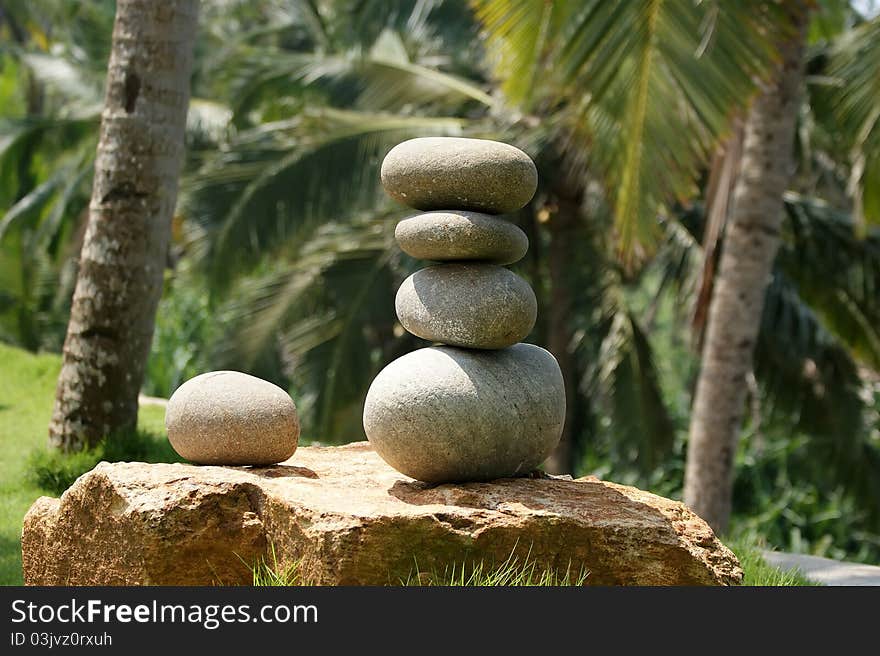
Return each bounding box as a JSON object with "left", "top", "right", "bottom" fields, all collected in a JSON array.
[{"left": 1, "top": 0, "right": 879, "bottom": 565}]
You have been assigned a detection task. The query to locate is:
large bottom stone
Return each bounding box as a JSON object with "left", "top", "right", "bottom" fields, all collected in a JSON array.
[
  {"left": 21, "top": 443, "right": 742, "bottom": 586},
  {"left": 363, "top": 343, "right": 565, "bottom": 482}
]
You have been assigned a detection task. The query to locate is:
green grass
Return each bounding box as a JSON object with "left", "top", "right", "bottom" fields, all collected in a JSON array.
[
  {"left": 0, "top": 343, "right": 170, "bottom": 585},
  {"left": 729, "top": 538, "right": 817, "bottom": 586},
  {"left": 250, "top": 549, "right": 589, "bottom": 586},
  {"left": 251, "top": 542, "right": 815, "bottom": 587},
  {"left": 402, "top": 551, "right": 590, "bottom": 586},
  {"left": 26, "top": 428, "right": 180, "bottom": 495}
]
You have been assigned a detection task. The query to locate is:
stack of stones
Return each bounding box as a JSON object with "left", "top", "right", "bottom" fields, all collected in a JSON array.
[{"left": 363, "top": 137, "right": 566, "bottom": 483}]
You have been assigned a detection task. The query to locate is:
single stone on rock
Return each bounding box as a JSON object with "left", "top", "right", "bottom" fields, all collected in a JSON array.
[
  {"left": 395, "top": 211, "right": 528, "bottom": 264},
  {"left": 381, "top": 137, "right": 538, "bottom": 214},
  {"left": 165, "top": 371, "right": 299, "bottom": 466},
  {"left": 396, "top": 264, "right": 536, "bottom": 349},
  {"left": 21, "top": 443, "right": 743, "bottom": 586},
  {"left": 363, "top": 343, "right": 564, "bottom": 482}
]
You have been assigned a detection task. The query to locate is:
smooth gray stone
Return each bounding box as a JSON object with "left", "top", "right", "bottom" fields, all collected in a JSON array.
[
  {"left": 395, "top": 211, "right": 528, "bottom": 264},
  {"left": 363, "top": 344, "right": 566, "bottom": 482},
  {"left": 381, "top": 137, "right": 538, "bottom": 214},
  {"left": 165, "top": 371, "right": 299, "bottom": 466},
  {"left": 396, "top": 263, "right": 536, "bottom": 349}
]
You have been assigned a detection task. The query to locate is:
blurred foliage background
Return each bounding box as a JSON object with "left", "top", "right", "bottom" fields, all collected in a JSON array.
[{"left": 1, "top": 0, "right": 880, "bottom": 563}]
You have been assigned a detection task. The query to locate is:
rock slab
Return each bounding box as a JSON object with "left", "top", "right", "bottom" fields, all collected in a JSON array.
[{"left": 22, "top": 443, "right": 742, "bottom": 586}]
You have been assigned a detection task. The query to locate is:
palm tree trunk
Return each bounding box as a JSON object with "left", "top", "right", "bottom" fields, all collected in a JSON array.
[
  {"left": 543, "top": 188, "right": 581, "bottom": 474},
  {"left": 49, "top": 0, "right": 198, "bottom": 451},
  {"left": 683, "top": 7, "right": 809, "bottom": 532}
]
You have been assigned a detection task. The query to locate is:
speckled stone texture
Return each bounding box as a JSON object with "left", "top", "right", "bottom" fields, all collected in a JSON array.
[
  {"left": 396, "top": 264, "right": 537, "bottom": 349},
  {"left": 363, "top": 344, "right": 565, "bottom": 482},
  {"left": 395, "top": 211, "right": 528, "bottom": 264},
  {"left": 381, "top": 137, "right": 538, "bottom": 214},
  {"left": 165, "top": 371, "right": 299, "bottom": 465},
  {"left": 21, "top": 443, "right": 742, "bottom": 585}
]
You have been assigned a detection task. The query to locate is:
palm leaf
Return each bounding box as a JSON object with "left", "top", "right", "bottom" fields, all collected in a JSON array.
[
  {"left": 222, "top": 42, "right": 493, "bottom": 122},
  {"left": 591, "top": 307, "right": 676, "bottom": 472},
  {"left": 209, "top": 216, "right": 401, "bottom": 441},
  {"left": 822, "top": 16, "right": 880, "bottom": 228},
  {"left": 474, "top": 0, "right": 784, "bottom": 255},
  {"left": 778, "top": 192, "right": 880, "bottom": 368},
  {"left": 662, "top": 195, "right": 877, "bottom": 441},
  {"left": 184, "top": 110, "right": 467, "bottom": 290}
]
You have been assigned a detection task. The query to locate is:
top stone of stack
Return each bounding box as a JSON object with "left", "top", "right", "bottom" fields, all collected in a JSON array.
[{"left": 380, "top": 137, "right": 538, "bottom": 214}]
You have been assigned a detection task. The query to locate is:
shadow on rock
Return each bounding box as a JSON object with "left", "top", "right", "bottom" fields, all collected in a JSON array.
[{"left": 242, "top": 464, "right": 318, "bottom": 479}]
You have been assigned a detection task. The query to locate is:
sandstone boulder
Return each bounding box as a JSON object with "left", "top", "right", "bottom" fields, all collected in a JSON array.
[{"left": 22, "top": 443, "right": 742, "bottom": 586}]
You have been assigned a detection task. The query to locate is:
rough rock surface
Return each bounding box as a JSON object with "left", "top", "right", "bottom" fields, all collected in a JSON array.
[
  {"left": 395, "top": 211, "right": 528, "bottom": 264},
  {"left": 22, "top": 443, "right": 742, "bottom": 586},
  {"left": 381, "top": 137, "right": 538, "bottom": 214},
  {"left": 364, "top": 344, "right": 565, "bottom": 482},
  {"left": 166, "top": 371, "right": 299, "bottom": 466},
  {"left": 396, "top": 264, "right": 537, "bottom": 349}
]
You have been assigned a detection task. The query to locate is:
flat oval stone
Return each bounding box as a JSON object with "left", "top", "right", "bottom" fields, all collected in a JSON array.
[
  {"left": 396, "top": 264, "right": 536, "bottom": 349},
  {"left": 363, "top": 343, "right": 565, "bottom": 482},
  {"left": 165, "top": 371, "right": 299, "bottom": 466},
  {"left": 395, "top": 211, "right": 528, "bottom": 264},
  {"left": 381, "top": 137, "right": 538, "bottom": 214}
]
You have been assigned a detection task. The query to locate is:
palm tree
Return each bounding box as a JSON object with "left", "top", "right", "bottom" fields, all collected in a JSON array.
[
  {"left": 48, "top": 0, "right": 199, "bottom": 450},
  {"left": 684, "top": 5, "right": 812, "bottom": 532},
  {"left": 0, "top": 0, "right": 236, "bottom": 354},
  {"left": 684, "top": 2, "right": 880, "bottom": 533},
  {"left": 476, "top": 1, "right": 880, "bottom": 525}
]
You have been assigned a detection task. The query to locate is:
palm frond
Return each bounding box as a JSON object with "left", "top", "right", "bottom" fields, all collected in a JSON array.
[
  {"left": 209, "top": 216, "right": 401, "bottom": 441},
  {"left": 471, "top": 0, "right": 573, "bottom": 109},
  {"left": 588, "top": 301, "right": 676, "bottom": 473},
  {"left": 474, "top": 0, "right": 784, "bottom": 255},
  {"left": 652, "top": 195, "right": 877, "bottom": 456},
  {"left": 222, "top": 42, "right": 492, "bottom": 123},
  {"left": 184, "top": 110, "right": 467, "bottom": 290},
  {"left": 0, "top": 170, "right": 66, "bottom": 240},
  {"left": 823, "top": 16, "right": 880, "bottom": 228},
  {"left": 18, "top": 51, "right": 103, "bottom": 112},
  {"left": 0, "top": 126, "right": 94, "bottom": 242},
  {"left": 778, "top": 192, "right": 880, "bottom": 368},
  {"left": 357, "top": 30, "right": 495, "bottom": 110},
  {"left": 757, "top": 270, "right": 865, "bottom": 438},
  {"left": 754, "top": 268, "right": 880, "bottom": 523}
]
